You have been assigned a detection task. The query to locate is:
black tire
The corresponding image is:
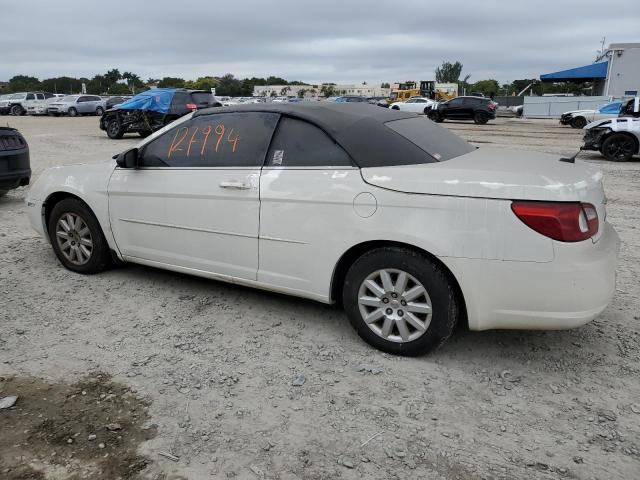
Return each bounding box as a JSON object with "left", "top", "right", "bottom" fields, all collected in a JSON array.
[
  {"left": 570, "top": 116, "right": 587, "bottom": 129},
  {"left": 391, "top": 105, "right": 400, "bottom": 110},
  {"left": 342, "top": 247, "right": 459, "bottom": 356},
  {"left": 68, "top": 107, "right": 78, "bottom": 117},
  {"left": 48, "top": 198, "right": 111, "bottom": 274},
  {"left": 473, "top": 112, "right": 489, "bottom": 124},
  {"left": 423, "top": 107, "right": 431, "bottom": 115},
  {"left": 106, "top": 119, "right": 124, "bottom": 139},
  {"left": 138, "top": 130, "right": 152, "bottom": 138},
  {"left": 95, "top": 106, "right": 104, "bottom": 116},
  {"left": 428, "top": 110, "right": 443, "bottom": 122},
  {"left": 10, "top": 104, "right": 23, "bottom": 116},
  {"left": 601, "top": 134, "right": 636, "bottom": 162}
]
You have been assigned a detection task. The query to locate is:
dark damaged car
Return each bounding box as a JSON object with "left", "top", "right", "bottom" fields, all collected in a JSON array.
[
  {"left": 0, "top": 127, "right": 30, "bottom": 197},
  {"left": 99, "top": 88, "right": 221, "bottom": 139}
]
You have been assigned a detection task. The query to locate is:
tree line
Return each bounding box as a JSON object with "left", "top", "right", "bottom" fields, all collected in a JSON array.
[
  {"left": 2, "top": 70, "right": 312, "bottom": 97},
  {"left": 3, "top": 62, "right": 592, "bottom": 98}
]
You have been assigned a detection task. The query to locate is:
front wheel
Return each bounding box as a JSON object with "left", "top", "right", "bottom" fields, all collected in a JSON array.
[
  {"left": 342, "top": 247, "right": 459, "bottom": 356},
  {"left": 68, "top": 107, "right": 78, "bottom": 117},
  {"left": 391, "top": 105, "right": 400, "bottom": 110},
  {"left": 106, "top": 119, "right": 124, "bottom": 139},
  {"left": 48, "top": 198, "right": 111, "bottom": 274},
  {"left": 428, "top": 110, "right": 443, "bottom": 122},
  {"left": 570, "top": 116, "right": 587, "bottom": 129},
  {"left": 10, "top": 105, "right": 23, "bottom": 116},
  {"left": 601, "top": 134, "right": 636, "bottom": 162}
]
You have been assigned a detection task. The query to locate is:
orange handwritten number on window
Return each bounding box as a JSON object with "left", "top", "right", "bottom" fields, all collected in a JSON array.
[
  {"left": 214, "top": 124, "right": 225, "bottom": 152},
  {"left": 227, "top": 129, "right": 239, "bottom": 153},
  {"left": 200, "top": 125, "right": 212, "bottom": 156},
  {"left": 168, "top": 127, "right": 189, "bottom": 159},
  {"left": 186, "top": 127, "right": 199, "bottom": 157}
]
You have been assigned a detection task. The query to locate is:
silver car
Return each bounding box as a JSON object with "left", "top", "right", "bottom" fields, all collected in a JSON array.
[{"left": 47, "top": 95, "right": 106, "bottom": 116}]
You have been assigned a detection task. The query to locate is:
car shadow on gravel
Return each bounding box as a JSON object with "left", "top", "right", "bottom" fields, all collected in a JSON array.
[{"left": 0, "top": 372, "right": 157, "bottom": 480}]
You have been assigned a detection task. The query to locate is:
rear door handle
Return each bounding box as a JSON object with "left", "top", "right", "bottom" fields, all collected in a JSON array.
[{"left": 220, "top": 181, "right": 250, "bottom": 190}]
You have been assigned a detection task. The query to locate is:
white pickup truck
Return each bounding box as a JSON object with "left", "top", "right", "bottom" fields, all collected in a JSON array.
[{"left": 0, "top": 92, "right": 57, "bottom": 116}]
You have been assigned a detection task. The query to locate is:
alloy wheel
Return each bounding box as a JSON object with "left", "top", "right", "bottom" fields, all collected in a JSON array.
[
  {"left": 605, "top": 138, "right": 634, "bottom": 161},
  {"left": 55, "top": 212, "right": 93, "bottom": 265},
  {"left": 357, "top": 268, "right": 432, "bottom": 343}
]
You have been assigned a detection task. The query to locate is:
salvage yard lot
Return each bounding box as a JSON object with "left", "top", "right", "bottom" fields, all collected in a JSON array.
[{"left": 1, "top": 116, "right": 639, "bottom": 479}]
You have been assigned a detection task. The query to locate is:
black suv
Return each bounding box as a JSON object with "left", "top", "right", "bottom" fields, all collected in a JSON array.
[
  {"left": 0, "top": 127, "right": 30, "bottom": 197},
  {"left": 428, "top": 96, "right": 497, "bottom": 124},
  {"left": 100, "top": 89, "right": 221, "bottom": 139}
]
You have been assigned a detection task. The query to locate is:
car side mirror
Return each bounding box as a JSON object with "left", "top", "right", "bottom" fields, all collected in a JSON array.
[{"left": 115, "top": 148, "right": 139, "bottom": 169}]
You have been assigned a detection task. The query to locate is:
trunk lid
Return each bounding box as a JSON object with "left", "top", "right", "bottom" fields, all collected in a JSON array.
[{"left": 361, "top": 147, "right": 607, "bottom": 241}]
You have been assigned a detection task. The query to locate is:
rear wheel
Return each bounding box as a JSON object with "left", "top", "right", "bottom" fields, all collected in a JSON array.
[
  {"left": 570, "top": 116, "right": 587, "bottom": 129},
  {"left": 48, "top": 198, "right": 111, "bottom": 274},
  {"left": 95, "top": 106, "right": 104, "bottom": 116},
  {"left": 601, "top": 134, "right": 636, "bottom": 162},
  {"left": 391, "top": 105, "right": 400, "bottom": 110},
  {"left": 473, "top": 112, "right": 489, "bottom": 124},
  {"left": 68, "top": 107, "right": 78, "bottom": 117},
  {"left": 342, "top": 247, "right": 459, "bottom": 356},
  {"left": 106, "top": 119, "right": 124, "bottom": 139}
]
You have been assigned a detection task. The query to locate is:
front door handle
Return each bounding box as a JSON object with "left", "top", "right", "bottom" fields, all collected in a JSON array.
[{"left": 220, "top": 181, "right": 250, "bottom": 190}]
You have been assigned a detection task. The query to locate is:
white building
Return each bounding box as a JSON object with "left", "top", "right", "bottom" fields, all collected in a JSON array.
[{"left": 253, "top": 83, "right": 391, "bottom": 98}]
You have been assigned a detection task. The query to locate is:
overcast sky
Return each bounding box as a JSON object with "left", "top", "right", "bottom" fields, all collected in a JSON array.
[{"left": 2, "top": 1, "right": 638, "bottom": 85}]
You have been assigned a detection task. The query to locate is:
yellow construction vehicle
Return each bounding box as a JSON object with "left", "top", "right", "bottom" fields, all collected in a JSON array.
[{"left": 390, "top": 81, "right": 421, "bottom": 102}]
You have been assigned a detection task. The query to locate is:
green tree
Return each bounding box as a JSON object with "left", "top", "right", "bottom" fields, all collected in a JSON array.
[
  {"left": 435, "top": 61, "right": 464, "bottom": 83},
  {"left": 40, "top": 76, "right": 82, "bottom": 94},
  {"left": 157, "top": 77, "right": 186, "bottom": 88},
  {"left": 469, "top": 79, "right": 499, "bottom": 96},
  {"left": 297, "top": 88, "right": 307, "bottom": 98},
  {"left": 280, "top": 86, "right": 291, "bottom": 96},
  {"left": 270, "top": 91, "right": 278, "bottom": 97},
  {"left": 122, "top": 72, "right": 145, "bottom": 92},
  {"left": 104, "top": 69, "right": 121, "bottom": 85},
  {"left": 7, "top": 75, "right": 41, "bottom": 92},
  {"left": 216, "top": 73, "right": 242, "bottom": 96},
  {"left": 266, "top": 76, "right": 288, "bottom": 85},
  {"left": 320, "top": 84, "right": 336, "bottom": 97},
  {"left": 381, "top": 82, "right": 390, "bottom": 88}
]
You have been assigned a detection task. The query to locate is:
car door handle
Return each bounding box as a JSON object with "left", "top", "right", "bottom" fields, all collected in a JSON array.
[{"left": 219, "top": 181, "right": 250, "bottom": 190}]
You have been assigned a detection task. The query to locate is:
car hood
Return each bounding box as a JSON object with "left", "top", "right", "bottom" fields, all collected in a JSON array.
[
  {"left": 563, "top": 109, "right": 595, "bottom": 116},
  {"left": 361, "top": 146, "right": 604, "bottom": 203}
]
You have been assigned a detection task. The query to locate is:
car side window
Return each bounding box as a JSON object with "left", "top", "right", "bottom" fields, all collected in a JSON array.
[
  {"left": 140, "top": 112, "right": 280, "bottom": 168},
  {"left": 26, "top": 93, "right": 35, "bottom": 100},
  {"left": 265, "top": 117, "right": 353, "bottom": 168},
  {"left": 447, "top": 98, "right": 463, "bottom": 107}
]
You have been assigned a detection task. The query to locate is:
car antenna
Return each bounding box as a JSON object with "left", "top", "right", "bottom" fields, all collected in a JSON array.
[{"left": 559, "top": 147, "right": 584, "bottom": 163}]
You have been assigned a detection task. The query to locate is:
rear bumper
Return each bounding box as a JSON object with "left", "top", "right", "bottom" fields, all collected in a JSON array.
[
  {"left": 0, "top": 148, "right": 31, "bottom": 190},
  {"left": 443, "top": 222, "right": 620, "bottom": 330}
]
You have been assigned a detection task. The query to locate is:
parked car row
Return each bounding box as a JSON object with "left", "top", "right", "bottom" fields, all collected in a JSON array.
[{"left": 0, "top": 91, "right": 131, "bottom": 117}]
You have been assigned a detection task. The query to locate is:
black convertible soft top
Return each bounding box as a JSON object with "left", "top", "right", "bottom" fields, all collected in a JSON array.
[{"left": 194, "top": 103, "right": 438, "bottom": 167}]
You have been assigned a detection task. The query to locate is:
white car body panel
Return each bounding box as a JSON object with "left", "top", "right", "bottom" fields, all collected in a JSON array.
[
  {"left": 390, "top": 98, "right": 436, "bottom": 113},
  {"left": 108, "top": 167, "right": 261, "bottom": 280},
  {"left": 26, "top": 123, "right": 620, "bottom": 332}
]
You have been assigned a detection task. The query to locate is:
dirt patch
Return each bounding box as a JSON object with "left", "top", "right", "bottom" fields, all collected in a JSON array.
[{"left": 0, "top": 373, "right": 157, "bottom": 480}]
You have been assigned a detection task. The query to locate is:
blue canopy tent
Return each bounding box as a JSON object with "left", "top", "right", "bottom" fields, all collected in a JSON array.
[{"left": 540, "top": 62, "right": 608, "bottom": 82}]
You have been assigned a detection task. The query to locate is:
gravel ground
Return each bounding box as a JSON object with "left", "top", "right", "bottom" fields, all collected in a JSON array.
[{"left": 1, "top": 115, "right": 639, "bottom": 480}]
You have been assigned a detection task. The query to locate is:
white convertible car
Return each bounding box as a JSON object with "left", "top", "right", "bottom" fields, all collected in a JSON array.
[
  {"left": 26, "top": 104, "right": 620, "bottom": 355},
  {"left": 389, "top": 97, "right": 436, "bottom": 114}
]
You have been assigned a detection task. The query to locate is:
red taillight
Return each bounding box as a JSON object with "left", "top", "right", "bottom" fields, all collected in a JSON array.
[
  {"left": 511, "top": 201, "right": 598, "bottom": 242},
  {"left": 488, "top": 102, "right": 497, "bottom": 110},
  {"left": 186, "top": 103, "right": 198, "bottom": 111}
]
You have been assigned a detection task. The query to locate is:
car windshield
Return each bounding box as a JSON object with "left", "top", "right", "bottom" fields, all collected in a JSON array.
[
  {"left": 61, "top": 96, "right": 79, "bottom": 102},
  {"left": 597, "top": 102, "right": 621, "bottom": 114},
  {"left": 9, "top": 94, "right": 23, "bottom": 99},
  {"left": 191, "top": 92, "right": 214, "bottom": 104},
  {"left": 385, "top": 116, "right": 475, "bottom": 162}
]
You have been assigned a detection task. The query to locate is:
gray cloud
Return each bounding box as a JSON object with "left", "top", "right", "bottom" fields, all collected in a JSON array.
[{"left": 3, "top": 0, "right": 638, "bottom": 84}]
